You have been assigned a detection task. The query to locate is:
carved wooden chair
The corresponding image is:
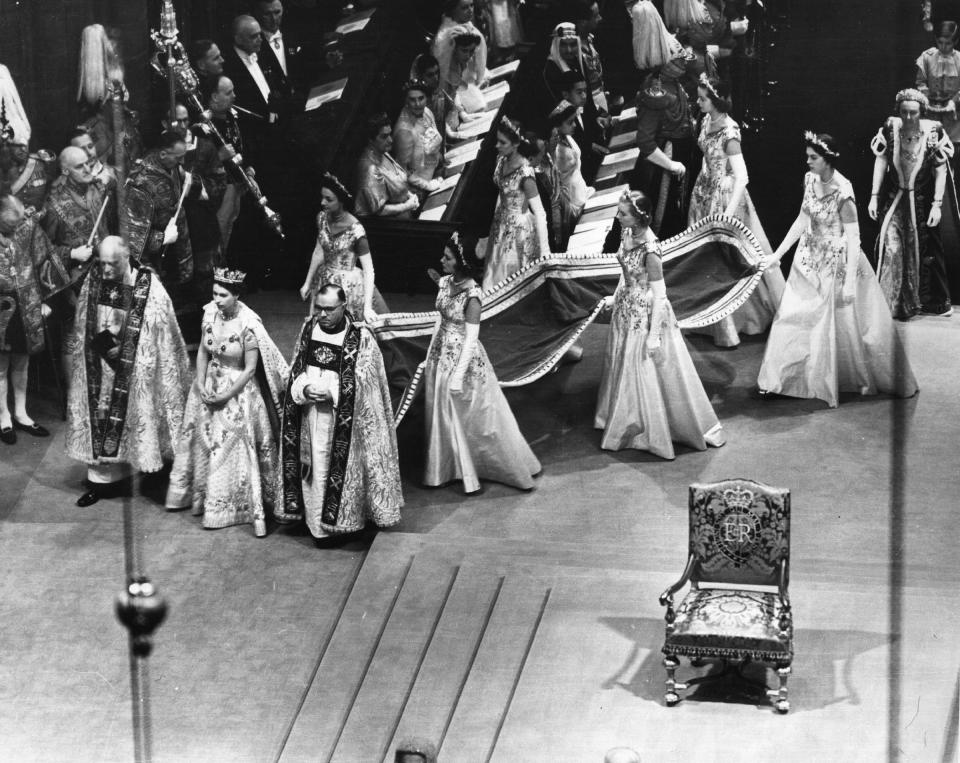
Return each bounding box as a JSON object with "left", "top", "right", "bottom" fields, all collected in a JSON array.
[{"left": 659, "top": 478, "right": 793, "bottom": 713}]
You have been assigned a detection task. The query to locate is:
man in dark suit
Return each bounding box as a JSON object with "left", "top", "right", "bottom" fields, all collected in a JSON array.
[
  {"left": 252, "top": 0, "right": 314, "bottom": 96},
  {"left": 222, "top": 14, "right": 287, "bottom": 288},
  {"left": 222, "top": 15, "right": 281, "bottom": 139}
]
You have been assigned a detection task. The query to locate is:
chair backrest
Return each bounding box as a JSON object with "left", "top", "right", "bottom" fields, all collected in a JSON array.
[{"left": 688, "top": 478, "right": 790, "bottom": 588}]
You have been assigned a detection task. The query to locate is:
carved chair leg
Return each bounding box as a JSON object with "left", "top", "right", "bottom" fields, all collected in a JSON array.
[
  {"left": 663, "top": 654, "right": 686, "bottom": 706},
  {"left": 767, "top": 663, "right": 791, "bottom": 713}
]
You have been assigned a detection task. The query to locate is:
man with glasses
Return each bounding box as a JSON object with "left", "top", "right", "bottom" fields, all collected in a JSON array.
[{"left": 275, "top": 283, "right": 403, "bottom": 541}]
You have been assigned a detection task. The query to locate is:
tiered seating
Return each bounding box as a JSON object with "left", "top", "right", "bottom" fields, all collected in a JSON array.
[{"left": 363, "top": 58, "right": 525, "bottom": 294}]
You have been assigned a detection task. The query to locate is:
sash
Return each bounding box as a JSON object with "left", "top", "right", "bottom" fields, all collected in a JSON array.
[
  {"left": 83, "top": 266, "right": 152, "bottom": 459},
  {"left": 280, "top": 319, "right": 362, "bottom": 526},
  {"left": 10, "top": 158, "right": 37, "bottom": 198}
]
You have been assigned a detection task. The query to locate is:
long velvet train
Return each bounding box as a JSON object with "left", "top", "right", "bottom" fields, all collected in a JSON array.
[{"left": 369, "top": 215, "right": 768, "bottom": 425}]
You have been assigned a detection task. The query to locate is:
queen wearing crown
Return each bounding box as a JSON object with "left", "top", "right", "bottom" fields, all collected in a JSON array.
[{"left": 165, "top": 267, "right": 289, "bottom": 536}]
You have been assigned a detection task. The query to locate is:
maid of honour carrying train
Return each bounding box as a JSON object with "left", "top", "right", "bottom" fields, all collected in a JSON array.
[
  {"left": 595, "top": 190, "right": 726, "bottom": 459},
  {"left": 757, "top": 132, "right": 918, "bottom": 407}
]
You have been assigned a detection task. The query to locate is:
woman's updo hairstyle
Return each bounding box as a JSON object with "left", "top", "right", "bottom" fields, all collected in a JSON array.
[
  {"left": 620, "top": 189, "right": 652, "bottom": 228},
  {"left": 366, "top": 112, "right": 392, "bottom": 141},
  {"left": 698, "top": 74, "right": 733, "bottom": 115},
  {"left": 320, "top": 172, "right": 353, "bottom": 208},
  {"left": 412, "top": 53, "right": 440, "bottom": 78},
  {"left": 498, "top": 116, "right": 539, "bottom": 158},
  {"left": 937, "top": 20, "right": 958, "bottom": 40},
  {"left": 803, "top": 130, "right": 840, "bottom": 165}
]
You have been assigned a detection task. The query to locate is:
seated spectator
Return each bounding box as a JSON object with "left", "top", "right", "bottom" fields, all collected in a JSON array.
[
  {"left": 393, "top": 79, "right": 444, "bottom": 197},
  {"left": 433, "top": 0, "right": 489, "bottom": 81},
  {"left": 544, "top": 22, "right": 584, "bottom": 103},
  {"left": 558, "top": 69, "right": 608, "bottom": 177},
  {"left": 411, "top": 53, "right": 482, "bottom": 143},
  {"left": 436, "top": 26, "right": 488, "bottom": 114},
  {"left": 355, "top": 114, "right": 420, "bottom": 219},
  {"left": 548, "top": 99, "right": 593, "bottom": 249}
]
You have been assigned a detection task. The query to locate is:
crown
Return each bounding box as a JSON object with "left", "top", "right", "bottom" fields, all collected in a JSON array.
[
  {"left": 802, "top": 130, "right": 839, "bottom": 159},
  {"left": 896, "top": 87, "right": 929, "bottom": 108},
  {"left": 722, "top": 486, "right": 755, "bottom": 512},
  {"left": 213, "top": 267, "right": 246, "bottom": 285}
]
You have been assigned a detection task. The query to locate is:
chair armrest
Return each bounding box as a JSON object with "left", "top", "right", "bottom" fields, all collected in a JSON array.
[
  {"left": 659, "top": 554, "right": 696, "bottom": 624},
  {"left": 777, "top": 558, "right": 792, "bottom": 635}
]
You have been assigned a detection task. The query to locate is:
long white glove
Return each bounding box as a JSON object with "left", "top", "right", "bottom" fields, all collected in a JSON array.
[
  {"left": 527, "top": 193, "right": 551, "bottom": 256},
  {"left": 724, "top": 153, "right": 749, "bottom": 218},
  {"left": 361, "top": 258, "right": 376, "bottom": 320},
  {"left": 841, "top": 222, "right": 860, "bottom": 304},
  {"left": 646, "top": 279, "right": 668, "bottom": 361},
  {"left": 767, "top": 210, "right": 809, "bottom": 267},
  {"left": 449, "top": 321, "right": 479, "bottom": 393}
]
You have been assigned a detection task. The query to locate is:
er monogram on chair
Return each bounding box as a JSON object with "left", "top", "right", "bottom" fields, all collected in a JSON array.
[{"left": 658, "top": 478, "right": 793, "bottom": 713}]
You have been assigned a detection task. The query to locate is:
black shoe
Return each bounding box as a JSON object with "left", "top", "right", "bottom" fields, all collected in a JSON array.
[
  {"left": 12, "top": 418, "right": 50, "bottom": 437},
  {"left": 0, "top": 426, "right": 15, "bottom": 445},
  {"left": 76, "top": 489, "right": 101, "bottom": 507}
]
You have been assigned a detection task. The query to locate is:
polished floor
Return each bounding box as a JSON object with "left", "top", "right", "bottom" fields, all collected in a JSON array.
[{"left": 0, "top": 286, "right": 957, "bottom": 761}]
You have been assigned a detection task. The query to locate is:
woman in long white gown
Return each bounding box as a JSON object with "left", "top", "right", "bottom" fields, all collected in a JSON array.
[
  {"left": 166, "top": 269, "right": 289, "bottom": 536},
  {"left": 595, "top": 191, "right": 725, "bottom": 459},
  {"left": 687, "top": 76, "right": 784, "bottom": 347},
  {"left": 757, "top": 133, "right": 919, "bottom": 407},
  {"left": 477, "top": 117, "right": 551, "bottom": 290},
  {"left": 423, "top": 236, "right": 541, "bottom": 493},
  {"left": 548, "top": 99, "right": 594, "bottom": 250},
  {"left": 299, "top": 173, "right": 388, "bottom": 319}
]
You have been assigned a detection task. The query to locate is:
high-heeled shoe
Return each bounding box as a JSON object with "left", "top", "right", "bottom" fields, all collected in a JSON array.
[{"left": 0, "top": 426, "right": 15, "bottom": 445}]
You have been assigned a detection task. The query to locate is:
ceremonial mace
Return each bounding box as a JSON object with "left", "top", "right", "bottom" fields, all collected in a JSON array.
[
  {"left": 112, "top": 18, "right": 171, "bottom": 763},
  {"left": 159, "top": 0, "right": 178, "bottom": 125},
  {"left": 149, "top": 1, "right": 284, "bottom": 237},
  {"left": 115, "top": 488, "right": 167, "bottom": 763}
]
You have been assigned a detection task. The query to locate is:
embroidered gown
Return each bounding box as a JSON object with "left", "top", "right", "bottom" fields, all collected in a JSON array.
[
  {"left": 687, "top": 116, "right": 785, "bottom": 346},
  {"left": 424, "top": 276, "right": 541, "bottom": 492},
  {"left": 757, "top": 172, "right": 919, "bottom": 407},
  {"left": 309, "top": 214, "right": 389, "bottom": 317},
  {"left": 595, "top": 239, "right": 725, "bottom": 459},
  {"left": 871, "top": 117, "right": 954, "bottom": 318},
  {"left": 483, "top": 157, "right": 541, "bottom": 290},
  {"left": 553, "top": 134, "right": 592, "bottom": 249},
  {"left": 166, "top": 302, "right": 288, "bottom": 530}
]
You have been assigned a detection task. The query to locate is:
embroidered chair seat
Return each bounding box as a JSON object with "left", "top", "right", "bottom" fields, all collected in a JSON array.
[{"left": 666, "top": 588, "right": 792, "bottom": 662}]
